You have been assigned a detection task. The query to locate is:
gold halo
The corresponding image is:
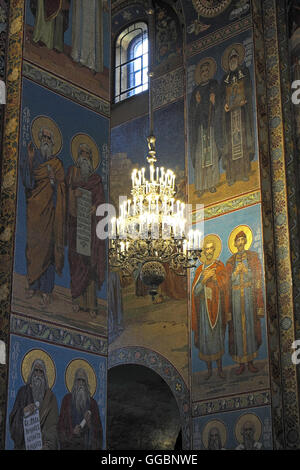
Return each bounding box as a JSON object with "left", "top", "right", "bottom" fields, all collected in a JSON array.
[
  {"left": 192, "top": 0, "right": 232, "bottom": 18},
  {"left": 202, "top": 419, "right": 227, "bottom": 449},
  {"left": 235, "top": 413, "right": 262, "bottom": 444},
  {"left": 21, "top": 349, "right": 56, "bottom": 389},
  {"left": 228, "top": 225, "right": 253, "bottom": 254},
  {"left": 65, "top": 359, "right": 97, "bottom": 397},
  {"left": 71, "top": 133, "right": 100, "bottom": 172},
  {"left": 31, "top": 115, "right": 62, "bottom": 156},
  {"left": 199, "top": 233, "right": 222, "bottom": 264},
  {"left": 194, "top": 57, "right": 217, "bottom": 85},
  {"left": 221, "top": 43, "right": 246, "bottom": 72}
]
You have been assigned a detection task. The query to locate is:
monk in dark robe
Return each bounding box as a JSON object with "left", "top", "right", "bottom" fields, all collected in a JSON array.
[
  {"left": 9, "top": 359, "right": 59, "bottom": 450},
  {"left": 221, "top": 46, "right": 255, "bottom": 186},
  {"left": 66, "top": 142, "right": 106, "bottom": 317},
  {"left": 189, "top": 59, "right": 222, "bottom": 197},
  {"left": 58, "top": 368, "right": 103, "bottom": 450},
  {"left": 21, "top": 126, "right": 66, "bottom": 306}
]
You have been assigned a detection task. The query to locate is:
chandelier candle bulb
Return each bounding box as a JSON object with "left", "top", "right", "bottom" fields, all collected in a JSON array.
[
  {"left": 181, "top": 202, "right": 185, "bottom": 216},
  {"left": 161, "top": 167, "right": 165, "bottom": 185},
  {"left": 150, "top": 165, "right": 154, "bottom": 182},
  {"left": 188, "top": 230, "right": 193, "bottom": 249},
  {"left": 139, "top": 196, "right": 143, "bottom": 214}
]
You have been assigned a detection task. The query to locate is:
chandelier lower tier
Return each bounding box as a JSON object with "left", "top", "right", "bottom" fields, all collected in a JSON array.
[{"left": 109, "top": 136, "right": 202, "bottom": 299}]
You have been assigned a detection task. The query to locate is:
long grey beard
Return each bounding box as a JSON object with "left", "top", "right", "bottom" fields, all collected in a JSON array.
[
  {"left": 243, "top": 437, "right": 255, "bottom": 450},
  {"left": 80, "top": 163, "right": 93, "bottom": 182},
  {"left": 73, "top": 387, "right": 89, "bottom": 416},
  {"left": 40, "top": 142, "right": 53, "bottom": 159},
  {"left": 31, "top": 376, "right": 46, "bottom": 405},
  {"left": 208, "top": 439, "right": 221, "bottom": 450}
]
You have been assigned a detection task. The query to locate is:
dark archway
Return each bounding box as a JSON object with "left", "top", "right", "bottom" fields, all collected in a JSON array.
[{"left": 107, "top": 364, "right": 182, "bottom": 450}]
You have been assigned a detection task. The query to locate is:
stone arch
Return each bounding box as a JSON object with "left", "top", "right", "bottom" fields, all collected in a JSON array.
[{"left": 108, "top": 346, "right": 191, "bottom": 449}]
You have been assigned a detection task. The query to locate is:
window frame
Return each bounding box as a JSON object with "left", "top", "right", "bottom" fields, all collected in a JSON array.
[{"left": 114, "top": 21, "right": 149, "bottom": 104}]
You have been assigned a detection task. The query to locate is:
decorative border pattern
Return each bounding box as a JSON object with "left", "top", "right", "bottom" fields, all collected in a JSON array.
[
  {"left": 0, "top": 0, "right": 111, "bottom": 450},
  {"left": 0, "top": 0, "right": 9, "bottom": 155},
  {"left": 256, "top": 0, "right": 300, "bottom": 449},
  {"left": 277, "top": 1, "right": 300, "bottom": 368},
  {"left": 23, "top": 61, "right": 110, "bottom": 118},
  {"left": 187, "top": 15, "right": 252, "bottom": 57},
  {"left": 274, "top": 0, "right": 300, "bottom": 447},
  {"left": 192, "top": 390, "right": 271, "bottom": 418},
  {"left": 192, "top": 191, "right": 261, "bottom": 222},
  {"left": 10, "top": 314, "right": 108, "bottom": 355},
  {"left": 1, "top": 0, "right": 300, "bottom": 452},
  {"left": 252, "top": 0, "right": 286, "bottom": 449},
  {"left": 152, "top": 66, "right": 184, "bottom": 110},
  {"left": 0, "top": 0, "right": 24, "bottom": 450},
  {"left": 108, "top": 346, "right": 191, "bottom": 450}
]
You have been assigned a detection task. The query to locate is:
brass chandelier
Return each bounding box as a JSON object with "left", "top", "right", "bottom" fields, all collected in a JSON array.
[{"left": 109, "top": 4, "right": 202, "bottom": 298}]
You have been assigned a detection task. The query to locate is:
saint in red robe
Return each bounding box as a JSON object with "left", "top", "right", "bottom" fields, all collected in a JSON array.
[
  {"left": 191, "top": 260, "right": 230, "bottom": 362},
  {"left": 66, "top": 166, "right": 106, "bottom": 311}
]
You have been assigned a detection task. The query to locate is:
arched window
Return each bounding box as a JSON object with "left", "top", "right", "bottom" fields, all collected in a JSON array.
[{"left": 115, "top": 22, "right": 148, "bottom": 103}]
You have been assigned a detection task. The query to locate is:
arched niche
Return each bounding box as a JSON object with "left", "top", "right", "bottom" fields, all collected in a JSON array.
[{"left": 108, "top": 346, "right": 191, "bottom": 449}]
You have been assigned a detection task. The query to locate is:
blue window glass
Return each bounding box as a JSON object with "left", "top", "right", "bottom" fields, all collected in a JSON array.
[
  {"left": 128, "top": 37, "right": 148, "bottom": 96},
  {"left": 115, "top": 22, "right": 148, "bottom": 103}
]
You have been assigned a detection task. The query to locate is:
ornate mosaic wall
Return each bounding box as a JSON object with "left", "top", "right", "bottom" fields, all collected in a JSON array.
[
  {"left": 185, "top": 0, "right": 300, "bottom": 450},
  {"left": 110, "top": 0, "right": 191, "bottom": 449},
  {"left": 109, "top": 0, "right": 300, "bottom": 451},
  {"left": 0, "top": 0, "right": 8, "bottom": 163},
  {"left": 0, "top": 0, "right": 300, "bottom": 451},
  {"left": 0, "top": 0, "right": 110, "bottom": 450}
]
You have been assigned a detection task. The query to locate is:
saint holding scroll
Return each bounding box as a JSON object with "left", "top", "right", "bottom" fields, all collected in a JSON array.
[{"left": 66, "top": 134, "right": 106, "bottom": 318}]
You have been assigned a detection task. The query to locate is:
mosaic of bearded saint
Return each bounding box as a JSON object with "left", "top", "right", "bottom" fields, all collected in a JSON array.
[
  {"left": 9, "top": 350, "right": 59, "bottom": 450},
  {"left": 191, "top": 235, "right": 230, "bottom": 380},
  {"left": 220, "top": 44, "right": 255, "bottom": 186},
  {"left": 21, "top": 117, "right": 66, "bottom": 308},
  {"left": 66, "top": 134, "right": 106, "bottom": 318},
  {"left": 58, "top": 360, "right": 103, "bottom": 450},
  {"left": 189, "top": 58, "right": 222, "bottom": 197}
]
